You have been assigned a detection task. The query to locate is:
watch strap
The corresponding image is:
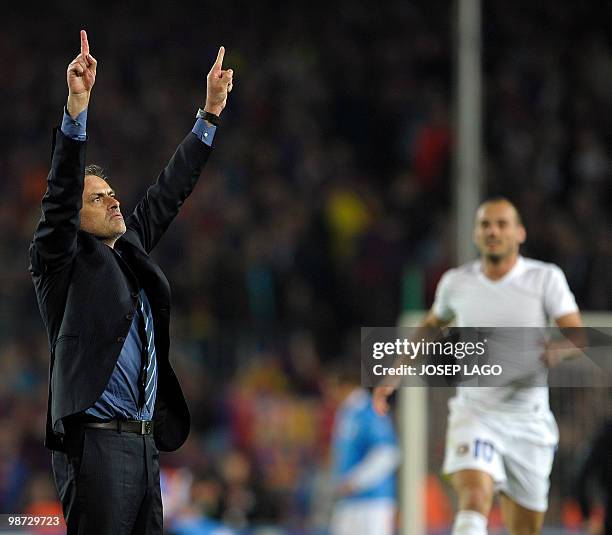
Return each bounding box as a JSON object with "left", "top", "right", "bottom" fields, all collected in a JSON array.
[{"left": 196, "top": 108, "right": 222, "bottom": 126}]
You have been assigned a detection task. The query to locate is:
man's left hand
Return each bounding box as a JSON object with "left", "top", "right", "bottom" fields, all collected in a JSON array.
[
  {"left": 540, "top": 339, "right": 581, "bottom": 368},
  {"left": 204, "top": 46, "right": 233, "bottom": 117}
]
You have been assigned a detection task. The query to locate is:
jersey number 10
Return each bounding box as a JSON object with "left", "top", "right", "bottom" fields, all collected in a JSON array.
[{"left": 474, "top": 439, "right": 494, "bottom": 462}]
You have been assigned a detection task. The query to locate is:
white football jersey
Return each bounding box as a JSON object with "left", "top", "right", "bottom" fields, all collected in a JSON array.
[{"left": 432, "top": 256, "right": 578, "bottom": 411}]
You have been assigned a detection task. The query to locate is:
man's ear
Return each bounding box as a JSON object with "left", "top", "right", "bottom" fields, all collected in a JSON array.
[{"left": 517, "top": 225, "right": 526, "bottom": 245}]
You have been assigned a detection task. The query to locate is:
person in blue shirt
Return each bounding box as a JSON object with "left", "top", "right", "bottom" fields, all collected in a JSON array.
[{"left": 328, "top": 365, "right": 399, "bottom": 535}]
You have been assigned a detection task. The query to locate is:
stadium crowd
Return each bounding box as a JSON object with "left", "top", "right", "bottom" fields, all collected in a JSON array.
[{"left": 1, "top": 1, "right": 611, "bottom": 533}]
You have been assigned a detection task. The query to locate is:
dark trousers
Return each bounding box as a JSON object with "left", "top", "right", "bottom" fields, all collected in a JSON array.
[{"left": 51, "top": 425, "right": 162, "bottom": 535}]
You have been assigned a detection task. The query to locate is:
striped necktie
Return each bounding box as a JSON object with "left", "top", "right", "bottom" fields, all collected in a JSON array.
[{"left": 139, "top": 293, "right": 157, "bottom": 414}]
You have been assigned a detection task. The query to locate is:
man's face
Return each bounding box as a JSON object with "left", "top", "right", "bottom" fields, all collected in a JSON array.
[
  {"left": 80, "top": 175, "right": 126, "bottom": 244},
  {"left": 473, "top": 201, "right": 526, "bottom": 262}
]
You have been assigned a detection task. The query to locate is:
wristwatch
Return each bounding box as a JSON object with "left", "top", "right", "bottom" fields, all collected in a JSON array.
[{"left": 196, "top": 108, "right": 222, "bottom": 126}]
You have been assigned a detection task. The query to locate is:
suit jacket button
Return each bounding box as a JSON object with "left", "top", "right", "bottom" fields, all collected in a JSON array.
[
  {"left": 117, "top": 336, "right": 125, "bottom": 343},
  {"left": 126, "top": 313, "right": 134, "bottom": 321}
]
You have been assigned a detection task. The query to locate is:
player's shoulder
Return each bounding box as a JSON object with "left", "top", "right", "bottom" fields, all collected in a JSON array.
[
  {"left": 439, "top": 260, "right": 481, "bottom": 283},
  {"left": 519, "top": 257, "right": 566, "bottom": 277}
]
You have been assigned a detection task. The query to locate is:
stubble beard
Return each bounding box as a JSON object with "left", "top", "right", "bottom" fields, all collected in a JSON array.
[
  {"left": 101, "top": 219, "right": 126, "bottom": 241},
  {"left": 483, "top": 244, "right": 516, "bottom": 264},
  {"left": 484, "top": 252, "right": 503, "bottom": 264},
  {"left": 110, "top": 222, "right": 127, "bottom": 240}
]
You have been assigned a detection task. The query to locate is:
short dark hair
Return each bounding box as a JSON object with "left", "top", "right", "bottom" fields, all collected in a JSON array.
[
  {"left": 478, "top": 196, "right": 523, "bottom": 225},
  {"left": 84, "top": 164, "right": 109, "bottom": 181}
]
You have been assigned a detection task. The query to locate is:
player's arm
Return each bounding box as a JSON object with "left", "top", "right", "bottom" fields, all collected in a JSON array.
[
  {"left": 542, "top": 314, "right": 584, "bottom": 368},
  {"left": 337, "top": 444, "right": 400, "bottom": 496},
  {"left": 539, "top": 264, "right": 586, "bottom": 368},
  {"left": 555, "top": 312, "right": 582, "bottom": 327},
  {"left": 30, "top": 30, "right": 97, "bottom": 274},
  {"left": 124, "top": 46, "right": 234, "bottom": 253},
  {"left": 540, "top": 311, "right": 586, "bottom": 367},
  {"left": 372, "top": 310, "right": 452, "bottom": 416}
]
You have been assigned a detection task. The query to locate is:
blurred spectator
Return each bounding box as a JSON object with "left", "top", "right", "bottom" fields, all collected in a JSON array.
[{"left": 326, "top": 364, "right": 399, "bottom": 535}]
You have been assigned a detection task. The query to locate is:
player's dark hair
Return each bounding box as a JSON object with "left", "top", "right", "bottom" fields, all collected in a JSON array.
[
  {"left": 84, "top": 164, "right": 109, "bottom": 181},
  {"left": 479, "top": 196, "right": 523, "bottom": 225}
]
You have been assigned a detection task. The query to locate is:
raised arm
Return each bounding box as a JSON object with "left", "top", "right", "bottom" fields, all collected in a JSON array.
[
  {"left": 67, "top": 30, "right": 97, "bottom": 118},
  {"left": 125, "top": 46, "right": 234, "bottom": 253},
  {"left": 30, "top": 30, "right": 98, "bottom": 274}
]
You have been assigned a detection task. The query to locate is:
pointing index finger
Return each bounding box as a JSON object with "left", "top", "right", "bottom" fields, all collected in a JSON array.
[
  {"left": 213, "top": 46, "right": 225, "bottom": 69},
  {"left": 80, "top": 30, "right": 89, "bottom": 56}
]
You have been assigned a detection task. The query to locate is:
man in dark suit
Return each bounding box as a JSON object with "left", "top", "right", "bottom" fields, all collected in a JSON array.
[{"left": 29, "top": 30, "right": 233, "bottom": 534}]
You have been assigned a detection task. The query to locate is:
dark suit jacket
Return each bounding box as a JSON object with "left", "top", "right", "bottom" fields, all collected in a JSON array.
[{"left": 29, "top": 128, "right": 212, "bottom": 452}]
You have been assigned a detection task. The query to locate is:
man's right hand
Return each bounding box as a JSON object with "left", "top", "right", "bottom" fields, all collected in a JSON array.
[
  {"left": 66, "top": 30, "right": 97, "bottom": 119},
  {"left": 372, "top": 386, "right": 395, "bottom": 416},
  {"left": 204, "top": 46, "right": 233, "bottom": 117}
]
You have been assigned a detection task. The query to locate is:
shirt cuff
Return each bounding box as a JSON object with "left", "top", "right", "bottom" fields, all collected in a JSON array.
[
  {"left": 61, "top": 107, "right": 88, "bottom": 141},
  {"left": 192, "top": 118, "right": 217, "bottom": 147}
]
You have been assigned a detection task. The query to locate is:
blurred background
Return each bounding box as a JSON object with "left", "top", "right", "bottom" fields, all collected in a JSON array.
[{"left": 1, "top": 0, "right": 611, "bottom": 533}]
